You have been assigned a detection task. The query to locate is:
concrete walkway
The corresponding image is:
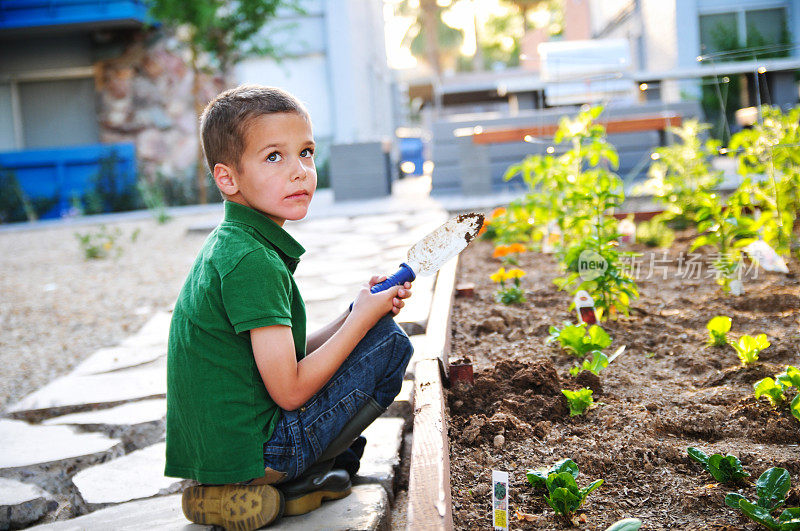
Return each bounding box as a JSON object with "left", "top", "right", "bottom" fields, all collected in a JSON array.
[{"left": 0, "top": 176, "right": 513, "bottom": 530}]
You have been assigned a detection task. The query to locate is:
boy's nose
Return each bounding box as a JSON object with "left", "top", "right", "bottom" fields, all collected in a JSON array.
[{"left": 291, "top": 159, "right": 308, "bottom": 181}]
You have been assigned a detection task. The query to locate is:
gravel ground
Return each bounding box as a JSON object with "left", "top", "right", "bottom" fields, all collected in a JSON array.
[{"left": 0, "top": 209, "right": 223, "bottom": 412}]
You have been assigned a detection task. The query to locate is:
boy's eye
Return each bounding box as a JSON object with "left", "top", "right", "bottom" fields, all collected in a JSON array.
[
  {"left": 301, "top": 148, "right": 314, "bottom": 158},
  {"left": 266, "top": 152, "right": 282, "bottom": 162}
]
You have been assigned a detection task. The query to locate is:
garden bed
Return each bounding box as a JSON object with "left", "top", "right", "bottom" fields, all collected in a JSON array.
[{"left": 447, "top": 235, "right": 800, "bottom": 530}]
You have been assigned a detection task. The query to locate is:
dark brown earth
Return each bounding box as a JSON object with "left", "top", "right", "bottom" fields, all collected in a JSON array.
[{"left": 448, "top": 232, "right": 800, "bottom": 530}]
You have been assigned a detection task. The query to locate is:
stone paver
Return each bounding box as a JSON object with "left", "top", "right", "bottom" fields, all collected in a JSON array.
[
  {"left": 72, "top": 442, "right": 179, "bottom": 504},
  {"left": 0, "top": 478, "right": 55, "bottom": 530},
  {"left": 30, "top": 484, "right": 389, "bottom": 530},
  {"left": 0, "top": 420, "right": 120, "bottom": 469},
  {"left": 42, "top": 399, "right": 166, "bottom": 427},
  {"left": 72, "top": 345, "right": 164, "bottom": 375},
  {"left": 8, "top": 359, "right": 166, "bottom": 413}
]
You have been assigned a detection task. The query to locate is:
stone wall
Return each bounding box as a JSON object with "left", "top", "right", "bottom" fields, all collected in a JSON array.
[{"left": 96, "top": 29, "right": 226, "bottom": 188}]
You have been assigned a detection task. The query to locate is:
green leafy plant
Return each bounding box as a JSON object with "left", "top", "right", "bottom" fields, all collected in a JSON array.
[
  {"left": 138, "top": 179, "right": 171, "bottom": 224},
  {"left": 635, "top": 215, "right": 675, "bottom": 248},
  {"left": 490, "top": 267, "right": 526, "bottom": 305},
  {"left": 754, "top": 366, "right": 800, "bottom": 423},
  {"left": 569, "top": 351, "right": 609, "bottom": 376},
  {"left": 707, "top": 316, "right": 733, "bottom": 346},
  {"left": 544, "top": 470, "right": 603, "bottom": 522},
  {"left": 562, "top": 387, "right": 594, "bottom": 416},
  {"left": 605, "top": 519, "right": 642, "bottom": 531},
  {"left": 547, "top": 321, "right": 611, "bottom": 357},
  {"left": 730, "top": 334, "right": 770, "bottom": 365},
  {"left": 75, "top": 225, "right": 126, "bottom": 259},
  {"left": 687, "top": 447, "right": 750, "bottom": 484},
  {"left": 526, "top": 458, "right": 579, "bottom": 490},
  {"left": 725, "top": 467, "right": 799, "bottom": 530}
]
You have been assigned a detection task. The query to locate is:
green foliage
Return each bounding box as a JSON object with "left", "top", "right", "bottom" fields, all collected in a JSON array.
[
  {"left": 569, "top": 351, "right": 609, "bottom": 377},
  {"left": 137, "top": 179, "right": 171, "bottom": 224},
  {"left": 635, "top": 215, "right": 675, "bottom": 248},
  {"left": 604, "top": 519, "right": 642, "bottom": 531},
  {"left": 687, "top": 447, "right": 750, "bottom": 483},
  {"left": 0, "top": 168, "right": 47, "bottom": 223},
  {"left": 82, "top": 150, "right": 140, "bottom": 215},
  {"left": 640, "top": 120, "right": 724, "bottom": 223},
  {"left": 562, "top": 387, "right": 594, "bottom": 416},
  {"left": 147, "top": 0, "right": 298, "bottom": 72},
  {"left": 730, "top": 334, "right": 770, "bottom": 365},
  {"left": 544, "top": 470, "right": 603, "bottom": 521},
  {"left": 707, "top": 315, "right": 732, "bottom": 346},
  {"left": 729, "top": 106, "right": 800, "bottom": 259},
  {"left": 754, "top": 366, "right": 800, "bottom": 423},
  {"left": 547, "top": 321, "right": 611, "bottom": 357},
  {"left": 75, "top": 225, "right": 126, "bottom": 259},
  {"left": 690, "top": 189, "right": 757, "bottom": 292},
  {"left": 526, "top": 458, "right": 579, "bottom": 490},
  {"left": 725, "top": 468, "right": 797, "bottom": 530}
]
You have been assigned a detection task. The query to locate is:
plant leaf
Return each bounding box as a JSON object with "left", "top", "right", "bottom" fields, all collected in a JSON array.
[
  {"left": 756, "top": 467, "right": 791, "bottom": 511},
  {"left": 604, "top": 518, "right": 643, "bottom": 531},
  {"left": 725, "top": 492, "right": 748, "bottom": 509},
  {"left": 740, "top": 499, "right": 781, "bottom": 530},
  {"left": 687, "top": 447, "right": 710, "bottom": 469},
  {"left": 777, "top": 507, "right": 800, "bottom": 529}
]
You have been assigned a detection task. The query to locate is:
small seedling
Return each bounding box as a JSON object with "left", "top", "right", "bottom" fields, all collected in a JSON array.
[
  {"left": 75, "top": 225, "right": 124, "bottom": 259},
  {"left": 544, "top": 470, "right": 603, "bottom": 523},
  {"left": 547, "top": 321, "right": 612, "bottom": 357},
  {"left": 707, "top": 316, "right": 732, "bottom": 346},
  {"left": 730, "top": 334, "right": 770, "bottom": 365},
  {"left": 754, "top": 366, "right": 800, "bottom": 423},
  {"left": 570, "top": 351, "right": 609, "bottom": 376},
  {"left": 605, "top": 519, "right": 643, "bottom": 531},
  {"left": 725, "top": 467, "right": 799, "bottom": 530},
  {"left": 687, "top": 447, "right": 750, "bottom": 484},
  {"left": 562, "top": 387, "right": 594, "bottom": 416},
  {"left": 490, "top": 267, "right": 526, "bottom": 305},
  {"left": 526, "top": 458, "right": 579, "bottom": 490}
]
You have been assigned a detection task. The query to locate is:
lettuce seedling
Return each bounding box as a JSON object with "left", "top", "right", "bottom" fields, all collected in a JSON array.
[
  {"left": 725, "top": 467, "right": 797, "bottom": 530},
  {"left": 687, "top": 447, "right": 750, "bottom": 483},
  {"left": 544, "top": 470, "right": 603, "bottom": 522},
  {"left": 730, "top": 334, "right": 770, "bottom": 365},
  {"left": 755, "top": 366, "right": 800, "bottom": 423},
  {"left": 547, "top": 321, "right": 612, "bottom": 357},
  {"left": 604, "top": 519, "right": 642, "bottom": 531},
  {"left": 526, "top": 458, "right": 579, "bottom": 490},
  {"left": 707, "top": 316, "right": 732, "bottom": 346},
  {"left": 569, "top": 351, "right": 609, "bottom": 376},
  {"left": 754, "top": 378, "right": 787, "bottom": 408},
  {"left": 562, "top": 387, "right": 594, "bottom": 416}
]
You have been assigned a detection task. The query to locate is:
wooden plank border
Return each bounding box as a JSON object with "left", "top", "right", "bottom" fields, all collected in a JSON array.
[{"left": 406, "top": 256, "right": 458, "bottom": 530}]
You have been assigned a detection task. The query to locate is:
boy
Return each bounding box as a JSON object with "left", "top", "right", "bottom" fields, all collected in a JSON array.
[{"left": 165, "top": 85, "right": 414, "bottom": 530}]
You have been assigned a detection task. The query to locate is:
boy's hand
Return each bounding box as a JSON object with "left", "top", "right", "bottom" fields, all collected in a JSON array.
[{"left": 368, "top": 276, "right": 412, "bottom": 315}]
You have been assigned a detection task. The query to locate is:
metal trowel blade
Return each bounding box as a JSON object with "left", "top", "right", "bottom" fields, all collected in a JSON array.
[{"left": 407, "top": 212, "right": 484, "bottom": 276}]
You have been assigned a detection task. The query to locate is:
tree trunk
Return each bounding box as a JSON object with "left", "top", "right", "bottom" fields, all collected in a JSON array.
[{"left": 190, "top": 44, "right": 208, "bottom": 205}]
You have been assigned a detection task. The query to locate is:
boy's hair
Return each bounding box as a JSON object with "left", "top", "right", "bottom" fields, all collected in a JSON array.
[{"left": 200, "top": 85, "right": 310, "bottom": 172}]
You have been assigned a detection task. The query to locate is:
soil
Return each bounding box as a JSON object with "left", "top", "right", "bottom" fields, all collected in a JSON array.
[{"left": 447, "top": 232, "right": 800, "bottom": 530}]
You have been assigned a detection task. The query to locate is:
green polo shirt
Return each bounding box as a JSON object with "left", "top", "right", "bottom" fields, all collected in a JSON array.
[{"left": 165, "top": 201, "right": 306, "bottom": 484}]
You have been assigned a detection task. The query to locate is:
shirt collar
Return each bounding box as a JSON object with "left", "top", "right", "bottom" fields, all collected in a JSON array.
[{"left": 223, "top": 201, "right": 305, "bottom": 266}]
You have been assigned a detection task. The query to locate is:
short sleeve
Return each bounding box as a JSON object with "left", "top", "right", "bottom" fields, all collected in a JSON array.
[{"left": 221, "top": 249, "right": 293, "bottom": 334}]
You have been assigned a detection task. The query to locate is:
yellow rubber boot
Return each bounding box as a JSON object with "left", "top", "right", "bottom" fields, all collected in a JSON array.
[{"left": 182, "top": 483, "right": 284, "bottom": 530}]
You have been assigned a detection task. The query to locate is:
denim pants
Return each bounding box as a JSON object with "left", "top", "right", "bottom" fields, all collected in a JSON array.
[{"left": 262, "top": 314, "right": 414, "bottom": 481}]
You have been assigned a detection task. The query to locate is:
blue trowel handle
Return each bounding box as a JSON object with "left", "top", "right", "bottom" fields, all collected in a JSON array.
[{"left": 370, "top": 263, "right": 416, "bottom": 293}]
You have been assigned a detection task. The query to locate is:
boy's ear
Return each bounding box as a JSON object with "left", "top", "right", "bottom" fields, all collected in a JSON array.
[{"left": 213, "top": 163, "right": 239, "bottom": 195}]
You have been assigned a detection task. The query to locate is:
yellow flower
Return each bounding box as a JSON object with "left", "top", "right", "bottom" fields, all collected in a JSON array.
[
  {"left": 505, "top": 268, "right": 526, "bottom": 280},
  {"left": 490, "top": 267, "right": 507, "bottom": 283}
]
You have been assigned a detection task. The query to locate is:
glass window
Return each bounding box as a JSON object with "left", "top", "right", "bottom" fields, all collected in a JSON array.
[
  {"left": 745, "top": 8, "right": 788, "bottom": 54},
  {"left": 699, "top": 12, "right": 738, "bottom": 55},
  {"left": 20, "top": 78, "right": 99, "bottom": 149}
]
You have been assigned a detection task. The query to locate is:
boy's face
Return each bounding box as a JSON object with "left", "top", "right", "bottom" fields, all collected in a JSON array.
[{"left": 220, "top": 112, "right": 316, "bottom": 226}]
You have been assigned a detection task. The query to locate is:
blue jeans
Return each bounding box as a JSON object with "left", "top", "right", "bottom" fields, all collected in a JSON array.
[{"left": 263, "top": 314, "right": 413, "bottom": 481}]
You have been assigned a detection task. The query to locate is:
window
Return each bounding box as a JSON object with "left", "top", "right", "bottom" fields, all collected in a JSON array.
[{"left": 699, "top": 6, "right": 789, "bottom": 60}]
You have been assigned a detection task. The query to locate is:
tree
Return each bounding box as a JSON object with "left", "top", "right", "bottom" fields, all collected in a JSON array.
[{"left": 146, "top": 0, "right": 298, "bottom": 203}]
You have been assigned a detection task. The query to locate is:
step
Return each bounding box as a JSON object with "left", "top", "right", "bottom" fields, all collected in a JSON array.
[
  {"left": 30, "top": 484, "right": 388, "bottom": 530},
  {"left": 0, "top": 478, "right": 56, "bottom": 530}
]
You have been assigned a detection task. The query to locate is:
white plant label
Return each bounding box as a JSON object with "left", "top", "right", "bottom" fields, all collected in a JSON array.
[{"left": 492, "top": 469, "right": 509, "bottom": 530}]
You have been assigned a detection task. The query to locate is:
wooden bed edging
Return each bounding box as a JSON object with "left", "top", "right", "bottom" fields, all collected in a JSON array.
[{"left": 406, "top": 256, "right": 458, "bottom": 530}]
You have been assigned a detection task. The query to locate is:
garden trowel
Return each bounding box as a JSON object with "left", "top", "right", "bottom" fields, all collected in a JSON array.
[{"left": 371, "top": 212, "right": 484, "bottom": 293}]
